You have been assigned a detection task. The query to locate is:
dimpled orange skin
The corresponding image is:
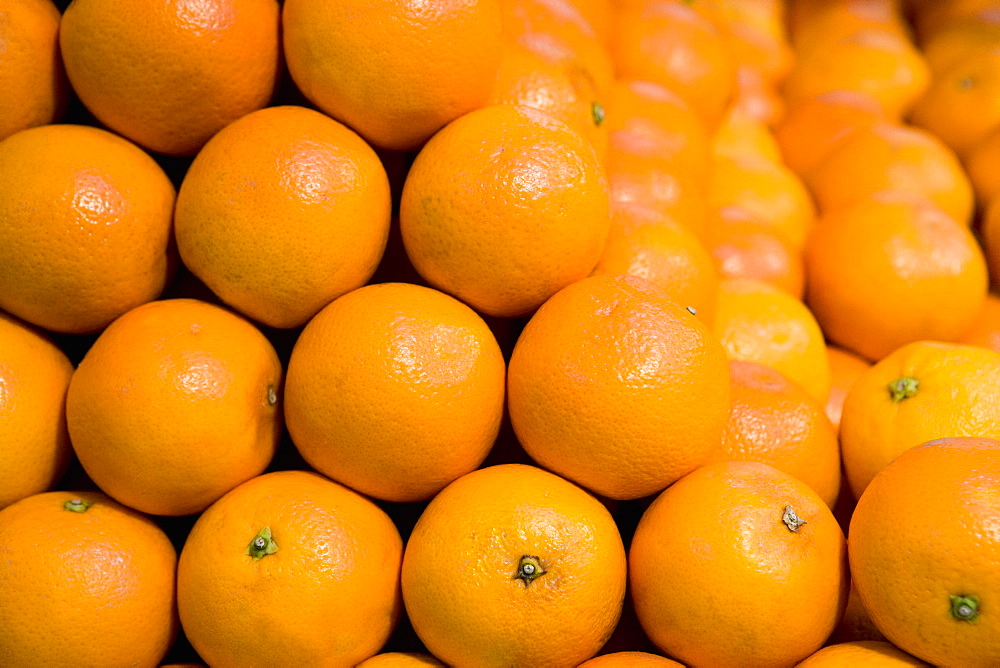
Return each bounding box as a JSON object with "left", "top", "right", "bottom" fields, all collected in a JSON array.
[
  {"left": 0, "top": 0, "right": 66, "bottom": 141},
  {"left": 283, "top": 0, "right": 502, "bottom": 151},
  {"left": 840, "top": 342, "right": 1000, "bottom": 499},
  {"left": 0, "top": 124, "right": 175, "bottom": 334},
  {"left": 400, "top": 104, "right": 609, "bottom": 318},
  {"left": 401, "top": 464, "right": 626, "bottom": 668},
  {"left": 805, "top": 196, "right": 988, "bottom": 362},
  {"left": 578, "top": 651, "right": 683, "bottom": 667},
  {"left": 796, "top": 641, "right": 930, "bottom": 667},
  {"left": 60, "top": 0, "right": 280, "bottom": 157},
  {"left": 508, "top": 274, "right": 731, "bottom": 500},
  {"left": 707, "top": 360, "right": 841, "bottom": 509},
  {"left": 0, "top": 312, "right": 73, "bottom": 510},
  {"left": 178, "top": 470, "right": 403, "bottom": 667},
  {"left": 0, "top": 491, "right": 178, "bottom": 667},
  {"left": 174, "top": 105, "right": 391, "bottom": 329},
  {"left": 66, "top": 299, "right": 283, "bottom": 517},
  {"left": 284, "top": 283, "right": 506, "bottom": 503},
  {"left": 356, "top": 653, "right": 446, "bottom": 667},
  {"left": 849, "top": 438, "right": 1000, "bottom": 667},
  {"left": 630, "top": 461, "right": 849, "bottom": 667}
]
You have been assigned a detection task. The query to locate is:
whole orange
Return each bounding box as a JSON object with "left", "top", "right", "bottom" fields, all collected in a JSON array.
[
  {"left": 66, "top": 299, "right": 283, "bottom": 516},
  {"left": 630, "top": 461, "right": 849, "bottom": 667},
  {"left": 840, "top": 342, "right": 1000, "bottom": 498},
  {"left": 285, "top": 282, "right": 506, "bottom": 503},
  {"left": 400, "top": 104, "right": 609, "bottom": 317},
  {"left": 174, "top": 105, "right": 391, "bottom": 329},
  {"left": 849, "top": 437, "right": 1000, "bottom": 667},
  {"left": 707, "top": 360, "right": 841, "bottom": 508},
  {"left": 797, "top": 641, "right": 930, "bottom": 667},
  {"left": 805, "top": 195, "right": 987, "bottom": 361},
  {"left": 0, "top": 0, "right": 66, "bottom": 141},
  {"left": 706, "top": 211, "right": 805, "bottom": 298},
  {"left": 0, "top": 312, "right": 73, "bottom": 510},
  {"left": 283, "top": 0, "right": 503, "bottom": 151},
  {"left": 0, "top": 491, "right": 177, "bottom": 666},
  {"left": 178, "top": 470, "right": 403, "bottom": 667},
  {"left": 0, "top": 124, "right": 174, "bottom": 334},
  {"left": 401, "top": 464, "right": 626, "bottom": 667},
  {"left": 60, "top": 0, "right": 280, "bottom": 156},
  {"left": 578, "top": 651, "right": 683, "bottom": 666},
  {"left": 508, "top": 274, "right": 731, "bottom": 500}
]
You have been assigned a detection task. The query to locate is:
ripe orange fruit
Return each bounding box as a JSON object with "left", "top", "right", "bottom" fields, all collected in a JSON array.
[
  {"left": 713, "top": 278, "right": 831, "bottom": 403},
  {"left": 825, "top": 345, "right": 872, "bottom": 428},
  {"left": 849, "top": 437, "right": 1000, "bottom": 666},
  {"left": 840, "top": 342, "right": 1000, "bottom": 498},
  {"left": 963, "top": 125, "right": 1000, "bottom": 206},
  {"left": 788, "top": 0, "right": 909, "bottom": 51},
  {"left": 630, "top": 461, "right": 849, "bottom": 667},
  {"left": 0, "top": 0, "right": 66, "bottom": 141},
  {"left": 708, "top": 0, "right": 793, "bottom": 86},
  {"left": 174, "top": 105, "right": 391, "bottom": 329},
  {"left": 60, "top": 0, "right": 280, "bottom": 156},
  {"left": 730, "top": 63, "right": 786, "bottom": 127},
  {"left": 797, "top": 641, "right": 930, "bottom": 667},
  {"left": 578, "top": 651, "right": 683, "bottom": 666},
  {"left": 711, "top": 109, "right": 784, "bottom": 163},
  {"left": 706, "top": 210, "right": 805, "bottom": 298},
  {"left": 178, "top": 470, "right": 403, "bottom": 667},
  {"left": 707, "top": 360, "right": 841, "bottom": 508},
  {"left": 400, "top": 104, "right": 609, "bottom": 317},
  {"left": 0, "top": 312, "right": 73, "bottom": 510},
  {"left": 0, "top": 491, "right": 177, "bottom": 666},
  {"left": 66, "top": 299, "right": 283, "bottom": 516},
  {"left": 959, "top": 293, "right": 1000, "bottom": 353},
  {"left": 356, "top": 653, "right": 445, "bottom": 667},
  {"left": 284, "top": 0, "right": 503, "bottom": 151},
  {"left": 806, "top": 122, "right": 974, "bottom": 226},
  {"left": 401, "top": 463, "right": 626, "bottom": 667},
  {"left": 804, "top": 195, "right": 988, "bottom": 361},
  {"left": 285, "top": 282, "right": 505, "bottom": 503},
  {"left": 611, "top": 0, "right": 736, "bottom": 129},
  {"left": 911, "top": 0, "right": 1000, "bottom": 42},
  {"left": 0, "top": 124, "right": 175, "bottom": 334},
  {"left": 920, "top": 11, "right": 1000, "bottom": 75},
  {"left": 591, "top": 202, "right": 720, "bottom": 326},
  {"left": 508, "top": 274, "right": 731, "bottom": 500},
  {"left": 983, "top": 198, "right": 1000, "bottom": 284}
]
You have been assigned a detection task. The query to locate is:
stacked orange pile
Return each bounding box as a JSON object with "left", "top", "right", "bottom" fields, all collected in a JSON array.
[{"left": 0, "top": 0, "right": 999, "bottom": 665}]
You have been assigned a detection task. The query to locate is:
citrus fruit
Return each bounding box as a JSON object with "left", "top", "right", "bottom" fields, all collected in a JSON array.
[
  {"left": 706, "top": 211, "right": 805, "bottom": 298},
  {"left": 959, "top": 293, "right": 1000, "bottom": 353},
  {"left": 578, "top": 652, "right": 683, "bottom": 667},
  {"left": 825, "top": 345, "right": 872, "bottom": 428},
  {"left": 356, "top": 653, "right": 445, "bottom": 667},
  {"left": 797, "top": 641, "right": 930, "bottom": 667}
]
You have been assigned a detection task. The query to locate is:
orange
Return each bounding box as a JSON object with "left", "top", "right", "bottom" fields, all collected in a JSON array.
[
  {"left": 508, "top": 274, "right": 731, "bottom": 500},
  {"left": 356, "top": 653, "right": 445, "bottom": 667},
  {"left": 713, "top": 277, "right": 831, "bottom": 403},
  {"left": 401, "top": 463, "right": 626, "bottom": 667},
  {"left": 730, "top": 63, "right": 787, "bottom": 127},
  {"left": 840, "top": 342, "right": 1000, "bottom": 498},
  {"left": 490, "top": 41, "right": 608, "bottom": 160},
  {"left": 178, "top": 470, "right": 403, "bottom": 667},
  {"left": 611, "top": 0, "right": 736, "bottom": 129},
  {"left": 0, "top": 491, "right": 177, "bottom": 666},
  {"left": 963, "top": 125, "right": 1000, "bottom": 206},
  {"left": 0, "top": 124, "right": 175, "bottom": 334},
  {"left": 707, "top": 360, "right": 841, "bottom": 508},
  {"left": 983, "top": 193, "right": 1000, "bottom": 285},
  {"left": 591, "top": 202, "right": 720, "bottom": 326},
  {"left": 578, "top": 652, "right": 683, "bottom": 667},
  {"left": 782, "top": 29, "right": 929, "bottom": 120},
  {"left": 804, "top": 195, "right": 988, "bottom": 361},
  {"left": 284, "top": 0, "right": 503, "bottom": 151},
  {"left": 0, "top": 0, "right": 66, "bottom": 141},
  {"left": 707, "top": 0, "right": 793, "bottom": 85},
  {"left": 911, "top": 0, "right": 1000, "bottom": 42},
  {"left": 706, "top": 210, "right": 805, "bottom": 298},
  {"left": 66, "top": 298, "right": 283, "bottom": 517},
  {"left": 0, "top": 312, "right": 73, "bottom": 510},
  {"left": 921, "top": 12, "right": 1000, "bottom": 74},
  {"left": 60, "top": 0, "right": 280, "bottom": 156},
  {"left": 400, "top": 104, "right": 609, "bottom": 318},
  {"left": 806, "top": 122, "right": 974, "bottom": 226},
  {"left": 959, "top": 293, "right": 1000, "bottom": 352},
  {"left": 910, "top": 48, "right": 1000, "bottom": 158},
  {"left": 797, "top": 641, "right": 930, "bottom": 667},
  {"left": 712, "top": 107, "right": 784, "bottom": 163},
  {"left": 825, "top": 345, "right": 872, "bottom": 428},
  {"left": 774, "top": 89, "right": 887, "bottom": 177},
  {"left": 849, "top": 437, "right": 1000, "bottom": 666},
  {"left": 707, "top": 153, "right": 816, "bottom": 250},
  {"left": 787, "top": 0, "right": 909, "bottom": 52},
  {"left": 285, "top": 282, "right": 506, "bottom": 503},
  {"left": 630, "top": 461, "right": 849, "bottom": 667},
  {"left": 174, "top": 105, "right": 391, "bottom": 329}
]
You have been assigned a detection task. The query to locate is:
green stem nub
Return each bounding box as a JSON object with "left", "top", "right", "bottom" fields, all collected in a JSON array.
[
  {"left": 513, "top": 555, "right": 546, "bottom": 587},
  {"left": 591, "top": 102, "right": 606, "bottom": 127},
  {"left": 950, "top": 595, "right": 980, "bottom": 623},
  {"left": 64, "top": 499, "right": 92, "bottom": 513},
  {"left": 888, "top": 377, "right": 920, "bottom": 402},
  {"left": 245, "top": 526, "right": 279, "bottom": 561},
  {"left": 782, "top": 505, "right": 807, "bottom": 532}
]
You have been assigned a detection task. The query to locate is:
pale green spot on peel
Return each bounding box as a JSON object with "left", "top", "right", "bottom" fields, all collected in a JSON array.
[
  {"left": 950, "top": 595, "right": 980, "bottom": 622},
  {"left": 888, "top": 377, "right": 919, "bottom": 402},
  {"left": 245, "top": 526, "right": 279, "bottom": 561},
  {"left": 64, "top": 499, "right": 92, "bottom": 513},
  {"left": 591, "top": 102, "right": 605, "bottom": 127}
]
